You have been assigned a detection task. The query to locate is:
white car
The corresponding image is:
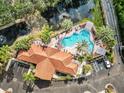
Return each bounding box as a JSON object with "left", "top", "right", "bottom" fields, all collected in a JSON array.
[{"left": 104, "top": 60, "right": 111, "bottom": 68}]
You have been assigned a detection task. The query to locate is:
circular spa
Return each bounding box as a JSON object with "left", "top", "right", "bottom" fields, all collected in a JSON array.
[{"left": 60, "top": 28, "right": 94, "bottom": 53}]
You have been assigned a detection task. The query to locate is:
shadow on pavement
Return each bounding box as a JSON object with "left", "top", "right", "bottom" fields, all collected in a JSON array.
[
  {"left": 0, "top": 71, "right": 6, "bottom": 82},
  {"left": 34, "top": 79, "right": 51, "bottom": 89}
]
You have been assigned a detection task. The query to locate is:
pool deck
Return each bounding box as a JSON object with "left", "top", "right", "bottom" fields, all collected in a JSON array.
[{"left": 49, "top": 21, "right": 97, "bottom": 55}]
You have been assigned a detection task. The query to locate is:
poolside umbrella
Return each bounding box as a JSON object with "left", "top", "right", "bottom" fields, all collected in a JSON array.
[{"left": 17, "top": 44, "right": 78, "bottom": 80}]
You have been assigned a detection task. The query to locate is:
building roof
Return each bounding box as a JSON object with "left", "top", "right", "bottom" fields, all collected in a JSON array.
[
  {"left": 35, "top": 58, "right": 56, "bottom": 80},
  {"left": 17, "top": 44, "right": 78, "bottom": 80}
]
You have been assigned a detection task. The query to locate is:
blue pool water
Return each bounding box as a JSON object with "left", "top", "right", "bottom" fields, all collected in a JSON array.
[{"left": 61, "top": 29, "right": 94, "bottom": 53}]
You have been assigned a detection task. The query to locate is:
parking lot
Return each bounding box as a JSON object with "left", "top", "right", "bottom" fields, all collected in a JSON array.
[
  {"left": 91, "top": 57, "right": 108, "bottom": 73},
  {"left": 7, "top": 61, "right": 30, "bottom": 82}
]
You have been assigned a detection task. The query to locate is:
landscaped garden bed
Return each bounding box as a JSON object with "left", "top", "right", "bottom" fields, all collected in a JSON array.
[{"left": 105, "top": 83, "right": 117, "bottom": 93}]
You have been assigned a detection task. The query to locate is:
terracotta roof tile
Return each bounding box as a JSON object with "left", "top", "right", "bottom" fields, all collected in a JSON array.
[
  {"left": 35, "top": 59, "right": 55, "bottom": 80},
  {"left": 17, "top": 44, "right": 78, "bottom": 80}
]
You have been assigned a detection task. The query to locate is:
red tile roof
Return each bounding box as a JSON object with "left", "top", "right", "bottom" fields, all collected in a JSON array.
[{"left": 17, "top": 44, "right": 78, "bottom": 80}]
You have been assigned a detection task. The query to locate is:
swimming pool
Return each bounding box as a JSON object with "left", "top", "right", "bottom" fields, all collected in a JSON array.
[{"left": 60, "top": 29, "right": 94, "bottom": 53}]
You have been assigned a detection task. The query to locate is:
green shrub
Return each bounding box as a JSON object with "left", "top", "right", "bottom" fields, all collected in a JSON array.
[
  {"left": 13, "top": 2, "right": 34, "bottom": 19},
  {"left": 113, "top": 0, "right": 124, "bottom": 28},
  {"left": 39, "top": 25, "right": 53, "bottom": 44},
  {"left": 0, "top": 1, "right": 34, "bottom": 27},
  {"left": 96, "top": 26, "right": 116, "bottom": 50},
  {"left": 12, "top": 24, "right": 53, "bottom": 51},
  {"left": 0, "top": 45, "right": 11, "bottom": 63},
  {"left": 113, "top": 0, "right": 124, "bottom": 43},
  {"left": 105, "top": 87, "right": 113, "bottom": 93},
  {"left": 77, "top": 56, "right": 85, "bottom": 63},
  {"left": 56, "top": 75, "right": 72, "bottom": 80},
  {"left": 61, "top": 19, "right": 73, "bottom": 30},
  {"left": 66, "top": 75, "right": 72, "bottom": 80},
  {"left": 92, "top": 0, "right": 103, "bottom": 27},
  {"left": 85, "top": 54, "right": 93, "bottom": 62},
  {"left": 23, "top": 72, "right": 36, "bottom": 84},
  {"left": 34, "top": 0, "right": 60, "bottom": 12},
  {"left": 79, "top": 18, "right": 92, "bottom": 24},
  {"left": 83, "top": 64, "right": 93, "bottom": 74},
  {"left": 13, "top": 35, "right": 34, "bottom": 51}
]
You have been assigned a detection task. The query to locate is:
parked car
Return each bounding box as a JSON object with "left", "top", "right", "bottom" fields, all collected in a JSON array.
[{"left": 104, "top": 60, "right": 111, "bottom": 68}]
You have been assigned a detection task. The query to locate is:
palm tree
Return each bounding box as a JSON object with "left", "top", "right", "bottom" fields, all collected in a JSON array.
[
  {"left": 23, "top": 71, "right": 36, "bottom": 89},
  {"left": 76, "top": 40, "right": 88, "bottom": 55},
  {"left": 13, "top": 35, "right": 34, "bottom": 51},
  {"left": 96, "top": 26, "right": 116, "bottom": 50},
  {"left": 76, "top": 43, "right": 82, "bottom": 54},
  {"left": 0, "top": 45, "right": 11, "bottom": 63},
  {"left": 85, "top": 54, "right": 93, "bottom": 62},
  {"left": 39, "top": 25, "right": 53, "bottom": 45},
  {"left": 61, "top": 19, "right": 73, "bottom": 30},
  {"left": 77, "top": 55, "right": 85, "bottom": 63},
  {"left": 81, "top": 40, "right": 88, "bottom": 51}
]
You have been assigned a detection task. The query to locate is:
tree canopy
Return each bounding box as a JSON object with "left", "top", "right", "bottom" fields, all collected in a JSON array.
[
  {"left": 0, "top": 0, "right": 34, "bottom": 26},
  {"left": 61, "top": 19, "right": 73, "bottom": 30},
  {"left": 23, "top": 71, "right": 36, "bottom": 84},
  {"left": 39, "top": 25, "right": 53, "bottom": 44},
  {"left": 96, "top": 26, "right": 116, "bottom": 50},
  {"left": 0, "top": 45, "right": 11, "bottom": 63},
  {"left": 0, "top": 0, "right": 62, "bottom": 27},
  {"left": 113, "top": 0, "right": 124, "bottom": 44}
]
